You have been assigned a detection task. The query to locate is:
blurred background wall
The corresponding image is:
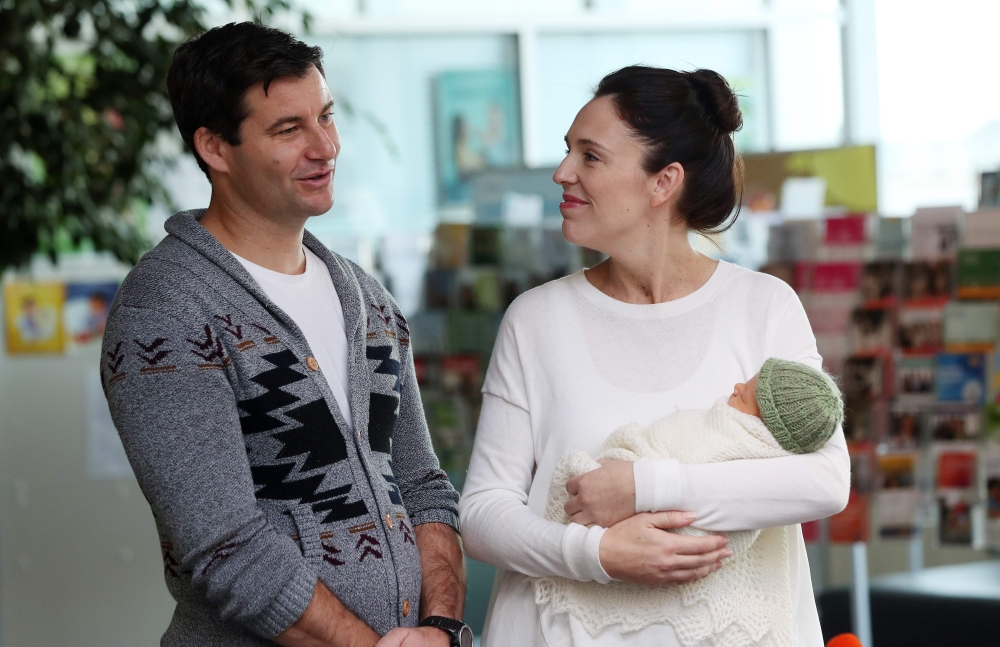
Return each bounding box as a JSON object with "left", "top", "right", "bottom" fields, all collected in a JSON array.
[{"left": 3, "top": 1, "right": 1000, "bottom": 645}]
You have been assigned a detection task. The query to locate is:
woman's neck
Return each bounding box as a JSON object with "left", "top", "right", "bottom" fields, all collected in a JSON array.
[{"left": 585, "top": 230, "right": 718, "bottom": 305}]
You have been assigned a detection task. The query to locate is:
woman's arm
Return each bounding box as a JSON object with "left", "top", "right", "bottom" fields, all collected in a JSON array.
[
  {"left": 459, "top": 393, "right": 611, "bottom": 582},
  {"left": 461, "top": 394, "right": 730, "bottom": 585},
  {"left": 567, "top": 288, "right": 851, "bottom": 531}
]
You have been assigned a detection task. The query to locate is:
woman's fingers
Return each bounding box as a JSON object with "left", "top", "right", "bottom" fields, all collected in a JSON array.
[
  {"left": 645, "top": 510, "right": 696, "bottom": 530},
  {"left": 669, "top": 547, "right": 732, "bottom": 570},
  {"left": 565, "top": 475, "right": 581, "bottom": 496},
  {"left": 662, "top": 562, "right": 723, "bottom": 584},
  {"left": 669, "top": 532, "right": 729, "bottom": 555}
]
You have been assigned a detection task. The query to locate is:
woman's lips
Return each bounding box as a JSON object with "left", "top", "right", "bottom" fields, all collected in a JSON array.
[{"left": 560, "top": 194, "right": 588, "bottom": 209}]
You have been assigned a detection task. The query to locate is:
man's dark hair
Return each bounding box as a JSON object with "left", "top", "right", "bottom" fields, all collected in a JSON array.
[{"left": 167, "top": 22, "right": 325, "bottom": 179}]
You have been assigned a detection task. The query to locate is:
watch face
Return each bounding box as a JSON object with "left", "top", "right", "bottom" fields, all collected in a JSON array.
[{"left": 458, "top": 625, "right": 474, "bottom": 647}]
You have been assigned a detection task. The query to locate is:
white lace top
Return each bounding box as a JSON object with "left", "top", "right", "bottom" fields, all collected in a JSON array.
[{"left": 459, "top": 263, "right": 851, "bottom": 647}]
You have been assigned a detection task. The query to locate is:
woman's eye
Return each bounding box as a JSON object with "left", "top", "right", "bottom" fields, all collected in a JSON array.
[{"left": 584, "top": 152, "right": 598, "bottom": 162}]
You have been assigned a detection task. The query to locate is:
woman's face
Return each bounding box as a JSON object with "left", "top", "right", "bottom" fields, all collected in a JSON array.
[{"left": 552, "top": 96, "right": 658, "bottom": 252}]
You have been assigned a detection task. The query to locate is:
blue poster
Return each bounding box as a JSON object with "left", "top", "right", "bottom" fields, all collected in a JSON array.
[
  {"left": 64, "top": 282, "right": 118, "bottom": 345},
  {"left": 435, "top": 70, "right": 522, "bottom": 205},
  {"left": 936, "top": 352, "right": 986, "bottom": 404}
]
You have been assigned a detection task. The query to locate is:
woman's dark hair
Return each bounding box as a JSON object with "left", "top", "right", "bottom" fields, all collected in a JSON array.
[
  {"left": 167, "top": 22, "right": 325, "bottom": 179},
  {"left": 594, "top": 66, "right": 744, "bottom": 234}
]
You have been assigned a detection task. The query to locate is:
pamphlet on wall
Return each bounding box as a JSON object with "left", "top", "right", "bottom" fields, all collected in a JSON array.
[
  {"left": 876, "top": 452, "right": 920, "bottom": 538},
  {"left": 885, "top": 405, "right": 922, "bottom": 450},
  {"left": 829, "top": 490, "right": 870, "bottom": 543},
  {"left": 911, "top": 206, "right": 961, "bottom": 261},
  {"left": 894, "top": 355, "right": 936, "bottom": 405},
  {"left": 943, "top": 301, "right": 999, "bottom": 352},
  {"left": 956, "top": 248, "right": 1000, "bottom": 299},
  {"left": 934, "top": 444, "right": 979, "bottom": 547},
  {"left": 897, "top": 305, "right": 944, "bottom": 355},
  {"left": 843, "top": 355, "right": 888, "bottom": 400},
  {"left": 902, "top": 260, "right": 953, "bottom": 305},
  {"left": 928, "top": 406, "right": 981, "bottom": 442},
  {"left": 961, "top": 209, "right": 1000, "bottom": 249},
  {"left": 985, "top": 450, "right": 1000, "bottom": 549},
  {"left": 848, "top": 309, "right": 894, "bottom": 355},
  {"left": 859, "top": 260, "right": 901, "bottom": 307},
  {"left": 936, "top": 353, "right": 987, "bottom": 405}
]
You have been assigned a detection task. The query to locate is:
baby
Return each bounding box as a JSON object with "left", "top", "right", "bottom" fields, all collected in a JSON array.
[{"left": 535, "top": 358, "right": 844, "bottom": 647}]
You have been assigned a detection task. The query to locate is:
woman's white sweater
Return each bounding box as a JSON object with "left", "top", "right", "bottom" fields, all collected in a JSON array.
[{"left": 459, "top": 262, "right": 851, "bottom": 647}]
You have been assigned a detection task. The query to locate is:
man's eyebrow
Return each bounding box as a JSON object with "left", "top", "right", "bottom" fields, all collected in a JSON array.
[
  {"left": 266, "top": 101, "right": 335, "bottom": 132},
  {"left": 564, "top": 136, "right": 610, "bottom": 153}
]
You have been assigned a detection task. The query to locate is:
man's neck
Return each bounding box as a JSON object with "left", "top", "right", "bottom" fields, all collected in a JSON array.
[{"left": 199, "top": 194, "right": 308, "bottom": 275}]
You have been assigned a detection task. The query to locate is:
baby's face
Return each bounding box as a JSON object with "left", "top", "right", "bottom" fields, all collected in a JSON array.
[{"left": 728, "top": 374, "right": 761, "bottom": 418}]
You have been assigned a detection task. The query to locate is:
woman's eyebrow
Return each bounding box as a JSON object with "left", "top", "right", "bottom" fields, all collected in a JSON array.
[{"left": 564, "top": 136, "right": 610, "bottom": 153}]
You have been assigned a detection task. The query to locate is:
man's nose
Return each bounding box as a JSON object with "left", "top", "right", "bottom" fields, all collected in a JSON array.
[{"left": 306, "top": 125, "right": 338, "bottom": 161}]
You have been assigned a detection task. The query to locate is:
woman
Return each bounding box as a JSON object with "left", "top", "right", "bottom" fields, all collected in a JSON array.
[{"left": 458, "top": 65, "right": 850, "bottom": 646}]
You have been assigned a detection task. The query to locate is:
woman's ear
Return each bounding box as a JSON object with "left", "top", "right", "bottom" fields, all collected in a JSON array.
[
  {"left": 649, "top": 162, "right": 685, "bottom": 209},
  {"left": 193, "top": 126, "right": 232, "bottom": 177}
]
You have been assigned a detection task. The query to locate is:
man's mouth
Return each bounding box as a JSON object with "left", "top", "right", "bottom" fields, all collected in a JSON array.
[{"left": 298, "top": 169, "right": 333, "bottom": 186}]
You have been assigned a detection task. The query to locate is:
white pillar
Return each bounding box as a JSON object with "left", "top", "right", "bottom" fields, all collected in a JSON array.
[
  {"left": 851, "top": 541, "right": 874, "bottom": 647},
  {"left": 841, "top": 0, "right": 880, "bottom": 144}
]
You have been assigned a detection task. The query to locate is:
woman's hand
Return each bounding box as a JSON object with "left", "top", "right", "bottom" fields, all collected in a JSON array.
[
  {"left": 565, "top": 459, "right": 636, "bottom": 528},
  {"left": 598, "top": 511, "right": 731, "bottom": 587}
]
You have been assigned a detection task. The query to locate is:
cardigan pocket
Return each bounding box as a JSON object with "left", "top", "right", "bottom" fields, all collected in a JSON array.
[{"left": 289, "top": 503, "right": 322, "bottom": 566}]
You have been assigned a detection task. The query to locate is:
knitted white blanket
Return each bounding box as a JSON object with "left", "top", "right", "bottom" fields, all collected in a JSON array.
[{"left": 534, "top": 399, "right": 794, "bottom": 647}]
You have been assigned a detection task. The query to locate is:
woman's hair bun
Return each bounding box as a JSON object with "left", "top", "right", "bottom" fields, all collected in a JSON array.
[{"left": 685, "top": 69, "right": 742, "bottom": 134}]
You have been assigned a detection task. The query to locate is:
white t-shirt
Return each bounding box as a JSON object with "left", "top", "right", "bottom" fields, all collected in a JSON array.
[
  {"left": 459, "top": 261, "right": 851, "bottom": 647},
  {"left": 233, "top": 247, "right": 353, "bottom": 431}
]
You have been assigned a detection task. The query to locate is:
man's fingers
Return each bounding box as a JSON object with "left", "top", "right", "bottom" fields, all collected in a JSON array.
[
  {"left": 646, "top": 510, "right": 696, "bottom": 530},
  {"left": 669, "top": 532, "right": 729, "bottom": 555}
]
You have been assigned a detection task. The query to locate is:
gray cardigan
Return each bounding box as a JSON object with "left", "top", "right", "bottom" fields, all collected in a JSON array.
[{"left": 101, "top": 210, "right": 459, "bottom": 645}]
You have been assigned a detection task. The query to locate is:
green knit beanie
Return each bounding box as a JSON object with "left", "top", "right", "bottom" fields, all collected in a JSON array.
[{"left": 755, "top": 358, "right": 844, "bottom": 454}]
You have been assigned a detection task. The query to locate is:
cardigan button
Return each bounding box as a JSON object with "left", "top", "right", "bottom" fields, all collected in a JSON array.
[
  {"left": 402, "top": 599, "right": 410, "bottom": 617},
  {"left": 385, "top": 513, "right": 394, "bottom": 530},
  {"left": 306, "top": 356, "right": 319, "bottom": 371}
]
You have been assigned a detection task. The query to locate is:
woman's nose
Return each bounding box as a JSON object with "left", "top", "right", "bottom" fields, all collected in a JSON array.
[{"left": 553, "top": 157, "right": 575, "bottom": 186}]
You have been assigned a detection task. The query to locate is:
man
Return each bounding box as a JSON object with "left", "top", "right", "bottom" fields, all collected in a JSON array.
[{"left": 101, "top": 22, "right": 470, "bottom": 647}]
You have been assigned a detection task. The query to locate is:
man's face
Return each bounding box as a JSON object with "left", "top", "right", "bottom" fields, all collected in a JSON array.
[{"left": 226, "top": 66, "right": 340, "bottom": 220}]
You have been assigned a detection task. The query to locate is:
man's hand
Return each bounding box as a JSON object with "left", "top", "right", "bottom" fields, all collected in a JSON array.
[
  {"left": 273, "top": 582, "right": 381, "bottom": 647},
  {"left": 414, "top": 522, "right": 466, "bottom": 619},
  {"left": 376, "top": 627, "right": 449, "bottom": 647},
  {"left": 599, "top": 511, "right": 731, "bottom": 587},
  {"left": 564, "top": 459, "right": 636, "bottom": 528}
]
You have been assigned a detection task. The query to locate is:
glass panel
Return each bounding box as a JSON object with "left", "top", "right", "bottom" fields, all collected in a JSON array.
[
  {"left": 768, "top": 20, "right": 845, "bottom": 150},
  {"left": 533, "top": 30, "right": 770, "bottom": 167},
  {"left": 307, "top": 34, "right": 519, "bottom": 239}
]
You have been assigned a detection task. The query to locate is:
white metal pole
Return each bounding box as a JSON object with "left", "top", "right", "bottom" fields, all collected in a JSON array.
[{"left": 851, "top": 541, "right": 874, "bottom": 647}]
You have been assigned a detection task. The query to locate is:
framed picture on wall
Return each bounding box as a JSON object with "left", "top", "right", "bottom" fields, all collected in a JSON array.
[
  {"left": 434, "top": 69, "right": 522, "bottom": 205},
  {"left": 3, "top": 281, "right": 66, "bottom": 354}
]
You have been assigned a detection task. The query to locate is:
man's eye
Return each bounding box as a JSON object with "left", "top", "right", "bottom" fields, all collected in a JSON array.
[
  {"left": 321, "top": 112, "right": 334, "bottom": 122},
  {"left": 279, "top": 127, "right": 296, "bottom": 135}
]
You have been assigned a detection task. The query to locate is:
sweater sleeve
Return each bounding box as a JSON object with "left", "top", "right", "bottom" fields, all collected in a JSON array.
[
  {"left": 390, "top": 309, "right": 460, "bottom": 530},
  {"left": 101, "top": 305, "right": 316, "bottom": 638},
  {"left": 633, "top": 291, "right": 851, "bottom": 531},
  {"left": 459, "top": 316, "right": 610, "bottom": 583}
]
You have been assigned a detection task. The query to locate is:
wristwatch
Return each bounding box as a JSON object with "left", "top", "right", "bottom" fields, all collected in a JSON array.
[{"left": 419, "top": 616, "right": 474, "bottom": 647}]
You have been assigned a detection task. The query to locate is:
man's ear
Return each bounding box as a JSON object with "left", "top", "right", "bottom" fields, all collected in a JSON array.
[
  {"left": 192, "top": 127, "right": 231, "bottom": 176},
  {"left": 650, "top": 162, "right": 685, "bottom": 209}
]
